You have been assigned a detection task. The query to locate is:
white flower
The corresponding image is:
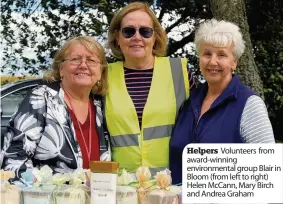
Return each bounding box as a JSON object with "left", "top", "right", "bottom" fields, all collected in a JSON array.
[
  {"left": 117, "top": 169, "right": 135, "bottom": 185},
  {"left": 32, "top": 165, "right": 53, "bottom": 183},
  {"left": 52, "top": 173, "right": 71, "bottom": 185},
  {"left": 136, "top": 166, "right": 151, "bottom": 183},
  {"left": 154, "top": 169, "right": 171, "bottom": 189},
  {"left": 70, "top": 169, "right": 86, "bottom": 185}
]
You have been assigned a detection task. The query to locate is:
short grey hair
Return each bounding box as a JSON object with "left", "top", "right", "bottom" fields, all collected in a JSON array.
[{"left": 194, "top": 19, "right": 245, "bottom": 60}]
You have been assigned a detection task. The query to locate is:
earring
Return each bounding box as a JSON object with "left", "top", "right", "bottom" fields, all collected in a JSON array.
[
  {"left": 60, "top": 76, "right": 63, "bottom": 80},
  {"left": 96, "top": 80, "right": 101, "bottom": 86}
]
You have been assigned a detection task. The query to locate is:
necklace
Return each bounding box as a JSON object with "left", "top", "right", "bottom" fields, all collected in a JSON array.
[{"left": 63, "top": 88, "right": 92, "bottom": 164}]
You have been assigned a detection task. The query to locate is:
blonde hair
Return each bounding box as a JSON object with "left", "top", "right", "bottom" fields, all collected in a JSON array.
[
  {"left": 108, "top": 2, "right": 167, "bottom": 60},
  {"left": 194, "top": 19, "right": 245, "bottom": 60},
  {"left": 44, "top": 36, "right": 108, "bottom": 95}
]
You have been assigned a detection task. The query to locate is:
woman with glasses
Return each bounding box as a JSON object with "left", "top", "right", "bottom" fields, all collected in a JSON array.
[
  {"left": 1, "top": 36, "right": 111, "bottom": 182},
  {"left": 106, "top": 2, "right": 196, "bottom": 176}
]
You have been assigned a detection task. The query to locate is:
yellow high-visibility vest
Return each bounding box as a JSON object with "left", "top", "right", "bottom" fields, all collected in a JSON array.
[{"left": 105, "top": 57, "right": 189, "bottom": 175}]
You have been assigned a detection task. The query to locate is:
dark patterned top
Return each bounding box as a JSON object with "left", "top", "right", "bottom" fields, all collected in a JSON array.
[{"left": 1, "top": 81, "right": 111, "bottom": 182}]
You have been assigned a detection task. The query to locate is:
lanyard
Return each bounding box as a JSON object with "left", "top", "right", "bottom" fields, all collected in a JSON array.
[{"left": 64, "top": 89, "right": 92, "bottom": 163}]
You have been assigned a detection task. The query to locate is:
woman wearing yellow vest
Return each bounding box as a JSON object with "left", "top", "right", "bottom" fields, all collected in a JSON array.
[{"left": 106, "top": 2, "right": 196, "bottom": 176}]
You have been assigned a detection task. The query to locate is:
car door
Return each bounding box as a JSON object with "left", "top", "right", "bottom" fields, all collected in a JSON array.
[{"left": 1, "top": 83, "right": 39, "bottom": 149}]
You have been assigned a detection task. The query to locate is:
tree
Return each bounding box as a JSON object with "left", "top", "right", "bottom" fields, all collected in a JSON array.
[
  {"left": 0, "top": 0, "right": 211, "bottom": 75},
  {"left": 247, "top": 0, "right": 283, "bottom": 141},
  {"left": 1, "top": 0, "right": 108, "bottom": 75},
  {"left": 210, "top": 0, "right": 264, "bottom": 97}
]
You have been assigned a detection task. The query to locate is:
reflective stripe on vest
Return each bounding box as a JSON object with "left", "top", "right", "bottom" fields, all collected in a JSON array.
[
  {"left": 110, "top": 133, "right": 139, "bottom": 147},
  {"left": 143, "top": 124, "right": 173, "bottom": 140},
  {"left": 169, "top": 58, "right": 186, "bottom": 113},
  {"left": 111, "top": 124, "right": 174, "bottom": 146}
]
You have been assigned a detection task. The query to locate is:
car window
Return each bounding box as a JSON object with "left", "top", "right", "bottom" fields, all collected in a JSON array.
[{"left": 1, "top": 87, "right": 33, "bottom": 118}]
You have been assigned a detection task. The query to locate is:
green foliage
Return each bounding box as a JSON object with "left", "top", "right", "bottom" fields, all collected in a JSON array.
[
  {"left": 1, "top": 0, "right": 109, "bottom": 75},
  {"left": 247, "top": 0, "right": 283, "bottom": 141},
  {"left": 1, "top": 0, "right": 211, "bottom": 75}
]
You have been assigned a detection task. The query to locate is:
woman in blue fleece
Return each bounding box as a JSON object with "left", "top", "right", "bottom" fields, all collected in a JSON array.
[{"left": 169, "top": 19, "right": 275, "bottom": 184}]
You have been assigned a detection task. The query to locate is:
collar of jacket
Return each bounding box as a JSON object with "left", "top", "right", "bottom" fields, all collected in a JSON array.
[{"left": 190, "top": 74, "right": 241, "bottom": 114}]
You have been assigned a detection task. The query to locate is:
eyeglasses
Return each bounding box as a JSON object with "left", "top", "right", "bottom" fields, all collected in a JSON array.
[
  {"left": 121, "top": 26, "right": 154, "bottom": 38},
  {"left": 63, "top": 57, "right": 101, "bottom": 67}
]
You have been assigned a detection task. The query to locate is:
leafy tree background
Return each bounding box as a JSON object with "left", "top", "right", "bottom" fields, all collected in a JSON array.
[
  {"left": 247, "top": 0, "right": 283, "bottom": 140},
  {"left": 1, "top": 0, "right": 282, "bottom": 141}
]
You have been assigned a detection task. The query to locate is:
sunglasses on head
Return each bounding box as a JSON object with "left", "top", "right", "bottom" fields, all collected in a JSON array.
[{"left": 121, "top": 26, "right": 154, "bottom": 38}]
